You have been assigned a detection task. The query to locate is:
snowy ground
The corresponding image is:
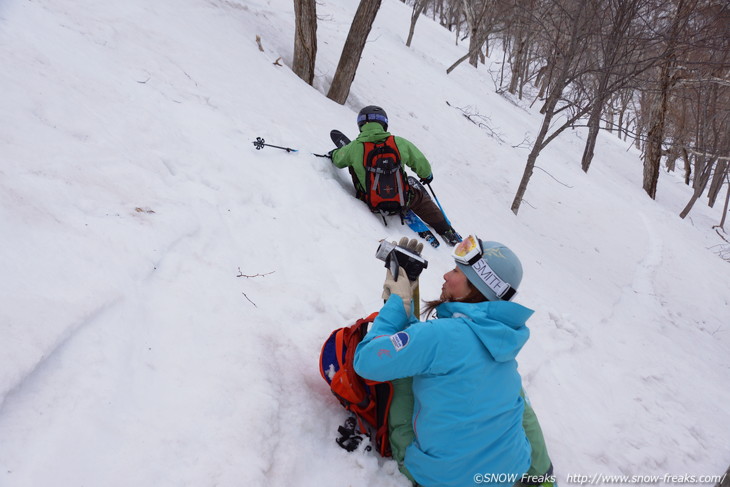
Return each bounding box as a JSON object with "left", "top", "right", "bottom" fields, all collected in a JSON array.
[{"left": 1, "top": 0, "right": 729, "bottom": 486}]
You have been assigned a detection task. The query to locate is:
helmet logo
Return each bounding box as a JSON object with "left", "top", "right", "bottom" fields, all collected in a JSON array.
[{"left": 483, "top": 248, "right": 507, "bottom": 259}]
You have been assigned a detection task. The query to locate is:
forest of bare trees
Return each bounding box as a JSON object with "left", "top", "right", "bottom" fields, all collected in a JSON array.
[
  {"left": 293, "top": 0, "right": 729, "bottom": 227},
  {"left": 399, "top": 0, "right": 730, "bottom": 224}
]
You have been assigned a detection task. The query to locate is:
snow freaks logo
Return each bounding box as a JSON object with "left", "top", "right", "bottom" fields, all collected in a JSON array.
[{"left": 474, "top": 473, "right": 556, "bottom": 485}]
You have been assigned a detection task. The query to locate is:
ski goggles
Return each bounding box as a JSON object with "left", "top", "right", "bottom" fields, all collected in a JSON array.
[
  {"left": 452, "top": 235, "right": 517, "bottom": 301},
  {"left": 452, "top": 235, "right": 484, "bottom": 266},
  {"left": 357, "top": 113, "right": 388, "bottom": 126}
]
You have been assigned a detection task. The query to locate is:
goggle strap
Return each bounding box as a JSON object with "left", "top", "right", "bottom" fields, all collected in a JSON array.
[
  {"left": 471, "top": 258, "right": 516, "bottom": 301},
  {"left": 358, "top": 113, "right": 388, "bottom": 125},
  {"left": 500, "top": 286, "right": 517, "bottom": 301}
]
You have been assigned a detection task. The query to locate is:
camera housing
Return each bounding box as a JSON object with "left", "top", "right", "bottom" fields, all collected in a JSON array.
[{"left": 375, "top": 240, "right": 428, "bottom": 281}]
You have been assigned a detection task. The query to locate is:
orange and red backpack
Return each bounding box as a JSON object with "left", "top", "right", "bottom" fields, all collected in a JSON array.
[
  {"left": 319, "top": 312, "right": 394, "bottom": 456},
  {"left": 359, "top": 136, "right": 411, "bottom": 215}
]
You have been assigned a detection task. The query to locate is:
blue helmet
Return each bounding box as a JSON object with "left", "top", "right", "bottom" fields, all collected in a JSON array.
[
  {"left": 357, "top": 105, "right": 388, "bottom": 131},
  {"left": 456, "top": 241, "right": 523, "bottom": 301}
]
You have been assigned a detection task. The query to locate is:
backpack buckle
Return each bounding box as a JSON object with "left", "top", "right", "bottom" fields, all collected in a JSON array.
[{"left": 335, "top": 416, "right": 365, "bottom": 452}]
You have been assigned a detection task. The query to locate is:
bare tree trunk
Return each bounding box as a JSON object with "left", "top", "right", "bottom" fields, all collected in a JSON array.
[
  {"left": 511, "top": 98, "right": 557, "bottom": 214},
  {"left": 605, "top": 101, "right": 614, "bottom": 133},
  {"left": 717, "top": 175, "right": 730, "bottom": 231},
  {"left": 643, "top": 60, "right": 672, "bottom": 199},
  {"left": 616, "top": 90, "right": 632, "bottom": 139},
  {"left": 508, "top": 37, "right": 527, "bottom": 95},
  {"left": 327, "top": 0, "right": 382, "bottom": 105},
  {"left": 642, "top": 0, "right": 689, "bottom": 199},
  {"left": 665, "top": 147, "right": 678, "bottom": 172},
  {"left": 406, "top": 0, "right": 430, "bottom": 47},
  {"left": 511, "top": 1, "right": 593, "bottom": 214},
  {"left": 683, "top": 149, "right": 692, "bottom": 185},
  {"left": 708, "top": 161, "right": 728, "bottom": 207},
  {"left": 463, "top": 0, "right": 478, "bottom": 66},
  {"left": 292, "top": 0, "right": 318, "bottom": 85},
  {"left": 580, "top": 0, "right": 644, "bottom": 173},
  {"left": 679, "top": 159, "right": 714, "bottom": 218},
  {"left": 581, "top": 99, "right": 604, "bottom": 172},
  {"left": 461, "top": 0, "right": 489, "bottom": 67}
]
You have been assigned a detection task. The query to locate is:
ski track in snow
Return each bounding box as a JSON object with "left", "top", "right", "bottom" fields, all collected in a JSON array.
[
  {"left": 600, "top": 211, "right": 665, "bottom": 327},
  {"left": 629, "top": 213, "right": 664, "bottom": 306},
  {"left": 2, "top": 0, "right": 730, "bottom": 484},
  {"left": 0, "top": 294, "right": 122, "bottom": 413},
  {"left": 0, "top": 223, "right": 201, "bottom": 413}
]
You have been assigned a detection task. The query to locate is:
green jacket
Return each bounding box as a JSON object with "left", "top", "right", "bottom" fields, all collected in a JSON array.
[{"left": 331, "top": 122, "right": 433, "bottom": 191}]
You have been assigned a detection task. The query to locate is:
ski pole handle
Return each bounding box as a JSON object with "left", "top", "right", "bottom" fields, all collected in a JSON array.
[{"left": 252, "top": 137, "right": 297, "bottom": 152}]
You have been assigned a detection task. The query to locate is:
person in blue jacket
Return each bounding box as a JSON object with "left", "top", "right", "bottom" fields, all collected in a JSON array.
[{"left": 354, "top": 235, "right": 533, "bottom": 487}]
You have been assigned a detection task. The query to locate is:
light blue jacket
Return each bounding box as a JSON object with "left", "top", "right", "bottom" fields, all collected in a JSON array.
[{"left": 354, "top": 296, "right": 533, "bottom": 487}]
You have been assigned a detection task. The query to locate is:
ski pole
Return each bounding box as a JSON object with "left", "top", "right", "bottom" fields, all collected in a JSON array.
[
  {"left": 425, "top": 183, "right": 453, "bottom": 226},
  {"left": 252, "top": 137, "right": 329, "bottom": 158},
  {"left": 413, "top": 281, "right": 420, "bottom": 319}
]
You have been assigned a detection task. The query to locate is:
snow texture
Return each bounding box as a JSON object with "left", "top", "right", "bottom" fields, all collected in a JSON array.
[{"left": 0, "top": 0, "right": 728, "bottom": 486}]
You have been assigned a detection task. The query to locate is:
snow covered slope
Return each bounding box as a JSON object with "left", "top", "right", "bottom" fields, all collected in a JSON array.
[{"left": 0, "top": 0, "right": 728, "bottom": 485}]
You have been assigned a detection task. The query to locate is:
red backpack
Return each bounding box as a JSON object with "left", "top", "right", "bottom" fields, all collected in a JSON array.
[
  {"left": 360, "top": 136, "right": 410, "bottom": 215},
  {"left": 319, "top": 312, "right": 394, "bottom": 456}
]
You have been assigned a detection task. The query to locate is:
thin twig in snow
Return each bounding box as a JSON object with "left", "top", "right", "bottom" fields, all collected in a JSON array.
[
  {"left": 534, "top": 166, "right": 574, "bottom": 188},
  {"left": 242, "top": 292, "right": 257, "bottom": 307},
  {"left": 237, "top": 268, "right": 275, "bottom": 278}
]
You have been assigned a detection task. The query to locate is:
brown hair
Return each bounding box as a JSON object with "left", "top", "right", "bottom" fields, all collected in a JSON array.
[{"left": 420, "top": 280, "right": 486, "bottom": 319}]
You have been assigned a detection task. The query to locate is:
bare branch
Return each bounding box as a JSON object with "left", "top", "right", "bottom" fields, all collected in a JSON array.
[
  {"left": 236, "top": 268, "right": 275, "bottom": 278},
  {"left": 242, "top": 292, "right": 258, "bottom": 307},
  {"left": 445, "top": 101, "right": 505, "bottom": 142},
  {"left": 534, "top": 166, "right": 574, "bottom": 188}
]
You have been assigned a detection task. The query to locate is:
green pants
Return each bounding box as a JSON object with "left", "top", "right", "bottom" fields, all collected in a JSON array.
[
  {"left": 520, "top": 389, "right": 552, "bottom": 478},
  {"left": 389, "top": 377, "right": 418, "bottom": 483},
  {"left": 388, "top": 380, "right": 552, "bottom": 485}
]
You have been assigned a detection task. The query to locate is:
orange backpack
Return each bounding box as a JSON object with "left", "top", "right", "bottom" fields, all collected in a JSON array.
[
  {"left": 361, "top": 136, "right": 410, "bottom": 215},
  {"left": 319, "top": 312, "right": 394, "bottom": 456}
]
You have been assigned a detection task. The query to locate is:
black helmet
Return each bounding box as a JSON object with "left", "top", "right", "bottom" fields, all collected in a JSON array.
[{"left": 357, "top": 105, "right": 388, "bottom": 131}]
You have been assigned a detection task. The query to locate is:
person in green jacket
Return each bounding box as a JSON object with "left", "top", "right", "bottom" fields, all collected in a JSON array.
[{"left": 329, "top": 105, "right": 461, "bottom": 246}]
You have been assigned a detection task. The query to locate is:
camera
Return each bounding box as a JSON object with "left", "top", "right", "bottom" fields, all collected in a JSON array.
[{"left": 375, "top": 240, "right": 428, "bottom": 281}]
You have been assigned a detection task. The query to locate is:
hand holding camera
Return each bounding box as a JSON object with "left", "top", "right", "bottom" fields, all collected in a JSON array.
[
  {"left": 376, "top": 237, "right": 428, "bottom": 315},
  {"left": 375, "top": 237, "right": 427, "bottom": 281}
]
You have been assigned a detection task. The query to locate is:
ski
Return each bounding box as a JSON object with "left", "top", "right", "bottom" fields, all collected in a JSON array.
[
  {"left": 330, "top": 129, "right": 350, "bottom": 148},
  {"left": 410, "top": 176, "right": 460, "bottom": 244},
  {"left": 404, "top": 210, "right": 440, "bottom": 248},
  {"left": 330, "top": 129, "right": 440, "bottom": 248}
]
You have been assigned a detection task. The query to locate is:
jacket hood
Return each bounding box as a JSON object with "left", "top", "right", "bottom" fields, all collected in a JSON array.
[
  {"left": 356, "top": 122, "right": 391, "bottom": 142},
  {"left": 436, "top": 300, "right": 533, "bottom": 362}
]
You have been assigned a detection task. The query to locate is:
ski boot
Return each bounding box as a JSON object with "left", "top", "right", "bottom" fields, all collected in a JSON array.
[{"left": 439, "top": 227, "right": 462, "bottom": 246}]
